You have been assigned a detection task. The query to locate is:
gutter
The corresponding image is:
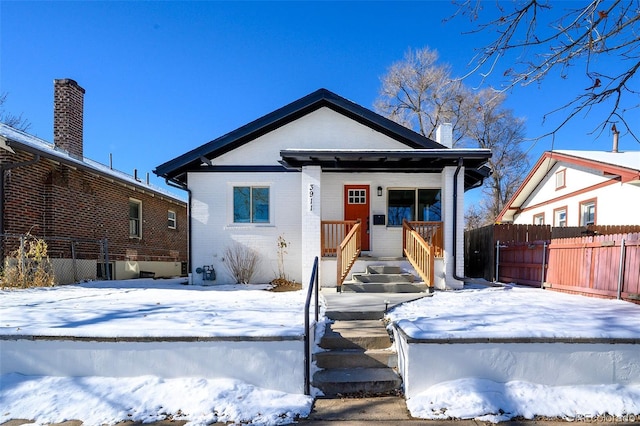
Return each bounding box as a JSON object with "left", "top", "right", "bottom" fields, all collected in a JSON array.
[
  {"left": 164, "top": 177, "right": 192, "bottom": 279},
  {"left": 452, "top": 157, "right": 466, "bottom": 282}
]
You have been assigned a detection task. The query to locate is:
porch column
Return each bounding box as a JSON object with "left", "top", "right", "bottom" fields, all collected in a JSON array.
[
  {"left": 301, "top": 165, "right": 321, "bottom": 288},
  {"left": 442, "top": 165, "right": 464, "bottom": 290}
]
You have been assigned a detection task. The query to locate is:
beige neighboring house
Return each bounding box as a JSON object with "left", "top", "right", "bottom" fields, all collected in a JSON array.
[{"left": 497, "top": 149, "right": 640, "bottom": 226}]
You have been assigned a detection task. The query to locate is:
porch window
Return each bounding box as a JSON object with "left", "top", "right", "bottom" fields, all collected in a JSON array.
[
  {"left": 388, "top": 189, "right": 441, "bottom": 226},
  {"left": 233, "top": 186, "right": 270, "bottom": 223}
]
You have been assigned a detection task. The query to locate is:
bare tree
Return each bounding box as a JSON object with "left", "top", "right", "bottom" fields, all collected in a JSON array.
[
  {"left": 0, "top": 92, "right": 31, "bottom": 131},
  {"left": 467, "top": 90, "right": 529, "bottom": 222},
  {"left": 453, "top": 0, "right": 640, "bottom": 141},
  {"left": 376, "top": 48, "right": 529, "bottom": 228},
  {"left": 374, "top": 47, "right": 474, "bottom": 146}
]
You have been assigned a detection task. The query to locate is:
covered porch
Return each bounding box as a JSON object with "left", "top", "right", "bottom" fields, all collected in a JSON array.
[
  {"left": 321, "top": 219, "right": 443, "bottom": 291},
  {"left": 282, "top": 148, "right": 492, "bottom": 291}
]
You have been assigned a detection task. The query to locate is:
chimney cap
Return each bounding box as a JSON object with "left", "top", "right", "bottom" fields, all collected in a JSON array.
[{"left": 54, "top": 78, "right": 86, "bottom": 94}]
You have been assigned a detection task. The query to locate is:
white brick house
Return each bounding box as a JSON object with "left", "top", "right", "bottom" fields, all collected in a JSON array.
[
  {"left": 155, "top": 89, "right": 491, "bottom": 290},
  {"left": 497, "top": 150, "right": 640, "bottom": 226}
]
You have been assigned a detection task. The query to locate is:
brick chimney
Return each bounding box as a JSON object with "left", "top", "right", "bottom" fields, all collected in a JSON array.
[{"left": 53, "top": 78, "right": 85, "bottom": 159}]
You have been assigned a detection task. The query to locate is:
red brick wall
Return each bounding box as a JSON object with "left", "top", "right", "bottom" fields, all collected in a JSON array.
[
  {"left": 1, "top": 149, "right": 187, "bottom": 263},
  {"left": 53, "top": 79, "right": 85, "bottom": 159}
]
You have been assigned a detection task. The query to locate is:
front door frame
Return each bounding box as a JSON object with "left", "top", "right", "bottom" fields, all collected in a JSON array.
[{"left": 344, "top": 184, "right": 370, "bottom": 251}]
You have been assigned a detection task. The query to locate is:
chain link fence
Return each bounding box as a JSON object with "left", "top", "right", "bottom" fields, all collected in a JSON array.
[{"left": 1, "top": 233, "right": 110, "bottom": 287}]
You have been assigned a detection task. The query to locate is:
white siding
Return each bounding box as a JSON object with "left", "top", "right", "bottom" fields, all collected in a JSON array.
[
  {"left": 514, "top": 162, "right": 640, "bottom": 226},
  {"left": 189, "top": 171, "right": 302, "bottom": 285},
  {"left": 213, "top": 107, "right": 409, "bottom": 166}
]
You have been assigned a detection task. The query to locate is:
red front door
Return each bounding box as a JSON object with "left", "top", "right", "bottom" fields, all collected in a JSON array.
[{"left": 344, "top": 185, "right": 370, "bottom": 251}]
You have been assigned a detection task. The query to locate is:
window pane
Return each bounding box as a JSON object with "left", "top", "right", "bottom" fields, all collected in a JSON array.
[
  {"left": 417, "top": 189, "right": 441, "bottom": 221},
  {"left": 252, "top": 187, "right": 269, "bottom": 223},
  {"left": 233, "top": 187, "right": 251, "bottom": 223},
  {"left": 388, "top": 190, "right": 415, "bottom": 226},
  {"left": 581, "top": 202, "right": 595, "bottom": 226},
  {"left": 129, "top": 200, "right": 141, "bottom": 238}
]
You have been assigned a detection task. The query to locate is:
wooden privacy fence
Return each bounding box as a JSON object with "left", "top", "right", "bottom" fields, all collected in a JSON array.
[
  {"left": 496, "top": 241, "right": 548, "bottom": 287},
  {"left": 544, "top": 233, "right": 640, "bottom": 302}
]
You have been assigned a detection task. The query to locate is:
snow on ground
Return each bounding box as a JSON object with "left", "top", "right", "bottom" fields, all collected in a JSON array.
[
  {"left": 387, "top": 285, "right": 640, "bottom": 422},
  {"left": 2, "top": 280, "right": 640, "bottom": 424},
  {"left": 387, "top": 285, "right": 640, "bottom": 339},
  {"left": 0, "top": 279, "right": 316, "bottom": 425},
  {"left": 0, "top": 278, "right": 309, "bottom": 338}
]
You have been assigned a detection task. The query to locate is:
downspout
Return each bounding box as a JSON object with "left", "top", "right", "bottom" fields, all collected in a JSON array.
[
  {"left": 452, "top": 157, "right": 466, "bottom": 282},
  {"left": 164, "top": 177, "right": 192, "bottom": 280}
]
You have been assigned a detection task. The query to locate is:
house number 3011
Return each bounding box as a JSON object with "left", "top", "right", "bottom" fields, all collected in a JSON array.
[{"left": 309, "top": 184, "right": 314, "bottom": 211}]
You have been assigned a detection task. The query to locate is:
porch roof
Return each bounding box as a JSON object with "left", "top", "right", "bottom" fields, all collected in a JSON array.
[{"left": 279, "top": 148, "right": 492, "bottom": 191}]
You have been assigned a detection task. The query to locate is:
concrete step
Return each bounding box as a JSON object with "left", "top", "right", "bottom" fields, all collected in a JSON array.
[
  {"left": 325, "top": 310, "right": 384, "bottom": 321},
  {"left": 319, "top": 320, "right": 392, "bottom": 350},
  {"left": 367, "top": 265, "right": 402, "bottom": 275},
  {"left": 352, "top": 272, "right": 415, "bottom": 283},
  {"left": 342, "top": 282, "right": 430, "bottom": 293},
  {"left": 314, "top": 349, "right": 397, "bottom": 369},
  {"left": 312, "top": 368, "right": 402, "bottom": 396}
]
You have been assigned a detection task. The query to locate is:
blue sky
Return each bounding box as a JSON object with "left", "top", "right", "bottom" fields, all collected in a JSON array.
[{"left": 1, "top": 1, "right": 636, "bottom": 199}]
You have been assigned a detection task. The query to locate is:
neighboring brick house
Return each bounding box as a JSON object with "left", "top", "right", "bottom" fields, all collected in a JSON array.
[{"left": 0, "top": 79, "right": 187, "bottom": 283}]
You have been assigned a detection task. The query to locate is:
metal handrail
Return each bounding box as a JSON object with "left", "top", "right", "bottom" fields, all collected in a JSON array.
[{"left": 303, "top": 256, "right": 319, "bottom": 395}]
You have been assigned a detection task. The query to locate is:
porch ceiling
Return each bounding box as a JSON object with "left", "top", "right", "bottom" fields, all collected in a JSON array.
[{"left": 280, "top": 149, "right": 492, "bottom": 190}]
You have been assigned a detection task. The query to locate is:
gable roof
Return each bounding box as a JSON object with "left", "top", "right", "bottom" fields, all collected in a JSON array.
[
  {"left": 154, "top": 88, "right": 450, "bottom": 183},
  {"left": 0, "top": 123, "right": 185, "bottom": 204},
  {"left": 497, "top": 150, "right": 640, "bottom": 222}
]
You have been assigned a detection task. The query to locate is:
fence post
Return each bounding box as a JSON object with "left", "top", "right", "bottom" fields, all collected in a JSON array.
[
  {"left": 540, "top": 241, "right": 547, "bottom": 289},
  {"left": 617, "top": 239, "right": 626, "bottom": 300},
  {"left": 103, "top": 238, "right": 111, "bottom": 280},
  {"left": 19, "top": 235, "right": 26, "bottom": 287},
  {"left": 495, "top": 240, "right": 500, "bottom": 282},
  {"left": 71, "top": 241, "right": 78, "bottom": 283}
]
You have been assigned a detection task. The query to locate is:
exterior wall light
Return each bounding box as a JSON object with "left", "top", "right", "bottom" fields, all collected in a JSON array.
[{"left": 377, "top": 186, "right": 383, "bottom": 196}]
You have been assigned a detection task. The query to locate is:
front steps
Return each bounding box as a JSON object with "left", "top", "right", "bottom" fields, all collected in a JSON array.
[
  {"left": 312, "top": 313, "right": 402, "bottom": 396},
  {"left": 342, "top": 265, "right": 429, "bottom": 293}
]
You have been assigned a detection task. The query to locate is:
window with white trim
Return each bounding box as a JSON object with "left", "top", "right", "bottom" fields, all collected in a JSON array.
[
  {"left": 129, "top": 198, "right": 142, "bottom": 238},
  {"left": 580, "top": 200, "right": 596, "bottom": 226},
  {"left": 555, "top": 169, "right": 566, "bottom": 190},
  {"left": 387, "top": 189, "right": 441, "bottom": 226},
  {"left": 168, "top": 210, "right": 177, "bottom": 229},
  {"left": 533, "top": 213, "right": 545, "bottom": 225},
  {"left": 554, "top": 207, "right": 567, "bottom": 227},
  {"left": 233, "top": 186, "right": 270, "bottom": 223},
  {"left": 347, "top": 189, "right": 366, "bottom": 204}
]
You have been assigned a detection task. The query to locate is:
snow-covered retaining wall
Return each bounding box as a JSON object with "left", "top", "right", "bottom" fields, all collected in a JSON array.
[
  {"left": 1, "top": 336, "right": 305, "bottom": 394},
  {"left": 392, "top": 326, "right": 640, "bottom": 399}
]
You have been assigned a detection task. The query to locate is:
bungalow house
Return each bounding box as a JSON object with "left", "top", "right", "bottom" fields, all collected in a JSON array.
[
  {"left": 497, "top": 147, "right": 640, "bottom": 226},
  {"left": 155, "top": 89, "right": 491, "bottom": 290},
  {"left": 1, "top": 79, "right": 188, "bottom": 283}
]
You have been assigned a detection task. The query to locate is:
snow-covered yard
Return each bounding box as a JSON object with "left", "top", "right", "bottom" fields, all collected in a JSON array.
[{"left": 1, "top": 280, "right": 640, "bottom": 425}]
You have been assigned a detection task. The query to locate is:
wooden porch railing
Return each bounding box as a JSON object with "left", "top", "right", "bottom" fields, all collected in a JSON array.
[
  {"left": 403, "top": 219, "right": 439, "bottom": 287},
  {"left": 321, "top": 220, "right": 360, "bottom": 257},
  {"left": 406, "top": 221, "right": 443, "bottom": 257},
  {"left": 336, "top": 221, "right": 361, "bottom": 291},
  {"left": 321, "top": 220, "right": 361, "bottom": 291}
]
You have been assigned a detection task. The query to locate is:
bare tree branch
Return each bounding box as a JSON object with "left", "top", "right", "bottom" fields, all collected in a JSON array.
[
  {"left": 453, "top": 0, "right": 640, "bottom": 141},
  {"left": 0, "top": 92, "right": 31, "bottom": 132}
]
